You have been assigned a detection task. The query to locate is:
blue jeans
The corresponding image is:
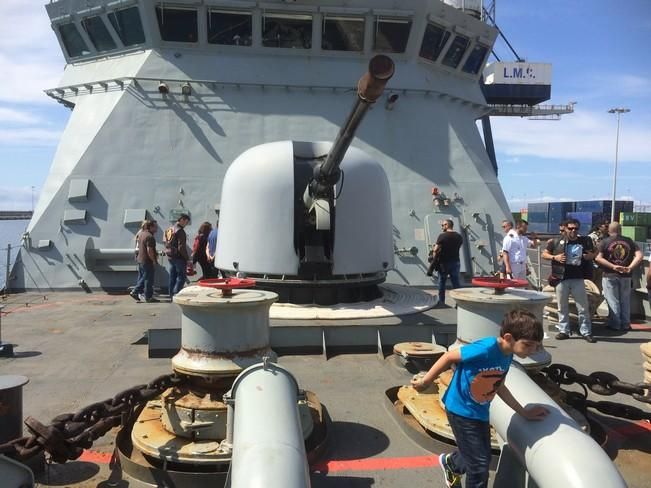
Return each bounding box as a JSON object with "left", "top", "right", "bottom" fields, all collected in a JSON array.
[
  {"left": 602, "top": 275, "right": 632, "bottom": 330},
  {"left": 168, "top": 258, "right": 186, "bottom": 296},
  {"left": 133, "top": 262, "right": 154, "bottom": 299},
  {"left": 446, "top": 411, "right": 491, "bottom": 488},
  {"left": 555, "top": 278, "right": 592, "bottom": 336},
  {"left": 438, "top": 260, "right": 461, "bottom": 303}
]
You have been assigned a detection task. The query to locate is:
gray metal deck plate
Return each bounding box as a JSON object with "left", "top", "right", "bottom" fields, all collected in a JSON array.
[{"left": 0, "top": 291, "right": 649, "bottom": 487}]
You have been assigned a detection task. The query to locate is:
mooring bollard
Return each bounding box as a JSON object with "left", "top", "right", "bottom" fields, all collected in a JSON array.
[{"left": 0, "top": 375, "right": 29, "bottom": 444}]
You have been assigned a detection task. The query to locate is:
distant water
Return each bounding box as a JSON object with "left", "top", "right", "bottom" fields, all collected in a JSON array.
[{"left": 0, "top": 219, "right": 29, "bottom": 290}]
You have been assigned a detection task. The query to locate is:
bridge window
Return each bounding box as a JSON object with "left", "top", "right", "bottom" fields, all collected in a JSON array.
[
  {"left": 208, "top": 10, "right": 252, "bottom": 46},
  {"left": 262, "top": 13, "right": 312, "bottom": 49},
  {"left": 156, "top": 7, "right": 198, "bottom": 43},
  {"left": 58, "top": 23, "right": 90, "bottom": 58},
  {"left": 108, "top": 7, "right": 145, "bottom": 46},
  {"left": 462, "top": 44, "right": 488, "bottom": 74},
  {"left": 322, "top": 16, "right": 364, "bottom": 52},
  {"left": 441, "top": 34, "right": 469, "bottom": 68},
  {"left": 419, "top": 23, "right": 450, "bottom": 62},
  {"left": 373, "top": 17, "right": 411, "bottom": 53},
  {"left": 82, "top": 16, "right": 117, "bottom": 52}
]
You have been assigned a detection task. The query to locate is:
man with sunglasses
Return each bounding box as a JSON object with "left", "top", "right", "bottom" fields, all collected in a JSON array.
[
  {"left": 542, "top": 218, "right": 597, "bottom": 343},
  {"left": 595, "top": 222, "right": 643, "bottom": 332}
]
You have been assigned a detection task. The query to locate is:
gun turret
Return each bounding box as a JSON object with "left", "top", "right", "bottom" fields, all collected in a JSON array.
[{"left": 305, "top": 55, "right": 395, "bottom": 202}]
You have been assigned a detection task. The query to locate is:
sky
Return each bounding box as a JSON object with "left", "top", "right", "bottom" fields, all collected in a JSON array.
[{"left": 0, "top": 0, "right": 650, "bottom": 211}]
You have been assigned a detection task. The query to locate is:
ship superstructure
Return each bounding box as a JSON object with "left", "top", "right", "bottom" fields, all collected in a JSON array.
[{"left": 15, "top": 0, "right": 505, "bottom": 291}]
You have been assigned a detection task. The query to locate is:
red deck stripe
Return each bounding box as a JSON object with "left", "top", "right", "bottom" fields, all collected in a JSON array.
[
  {"left": 608, "top": 420, "right": 651, "bottom": 438},
  {"left": 79, "top": 450, "right": 113, "bottom": 464},
  {"left": 311, "top": 455, "right": 440, "bottom": 473},
  {"left": 76, "top": 448, "right": 441, "bottom": 472}
]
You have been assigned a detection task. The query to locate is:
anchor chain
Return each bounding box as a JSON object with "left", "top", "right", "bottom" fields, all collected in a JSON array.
[
  {"left": 0, "top": 373, "right": 185, "bottom": 463},
  {"left": 563, "top": 391, "right": 651, "bottom": 422},
  {"left": 542, "top": 363, "right": 651, "bottom": 422}
]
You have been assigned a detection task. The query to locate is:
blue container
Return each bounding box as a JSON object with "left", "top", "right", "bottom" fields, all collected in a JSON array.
[
  {"left": 528, "top": 222, "right": 548, "bottom": 233},
  {"left": 620, "top": 201, "right": 634, "bottom": 212},
  {"left": 528, "top": 203, "right": 550, "bottom": 216},
  {"left": 549, "top": 202, "right": 575, "bottom": 213},
  {"left": 567, "top": 211, "right": 593, "bottom": 225},
  {"left": 527, "top": 212, "right": 548, "bottom": 223},
  {"left": 576, "top": 201, "right": 605, "bottom": 213}
]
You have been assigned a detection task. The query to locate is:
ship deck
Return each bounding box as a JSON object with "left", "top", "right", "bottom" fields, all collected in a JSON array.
[{"left": 1, "top": 289, "right": 650, "bottom": 487}]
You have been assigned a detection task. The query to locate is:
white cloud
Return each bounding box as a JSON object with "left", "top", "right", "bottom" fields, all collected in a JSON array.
[
  {"left": 0, "top": 1, "right": 64, "bottom": 104},
  {"left": 564, "top": 73, "right": 651, "bottom": 104},
  {"left": 0, "top": 185, "right": 39, "bottom": 210},
  {"left": 0, "top": 107, "right": 43, "bottom": 124},
  {"left": 492, "top": 108, "right": 651, "bottom": 163},
  {"left": 0, "top": 127, "right": 61, "bottom": 146}
]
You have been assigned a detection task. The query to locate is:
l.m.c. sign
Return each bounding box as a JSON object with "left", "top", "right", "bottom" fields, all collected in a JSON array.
[{"left": 482, "top": 62, "right": 552, "bottom": 86}]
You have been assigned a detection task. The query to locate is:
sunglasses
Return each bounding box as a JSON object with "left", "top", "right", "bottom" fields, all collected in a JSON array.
[{"left": 566, "top": 226, "right": 578, "bottom": 231}]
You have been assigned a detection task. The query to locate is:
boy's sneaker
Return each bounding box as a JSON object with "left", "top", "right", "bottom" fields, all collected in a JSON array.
[
  {"left": 129, "top": 291, "right": 141, "bottom": 302},
  {"left": 145, "top": 297, "right": 160, "bottom": 303},
  {"left": 438, "top": 453, "right": 461, "bottom": 488}
]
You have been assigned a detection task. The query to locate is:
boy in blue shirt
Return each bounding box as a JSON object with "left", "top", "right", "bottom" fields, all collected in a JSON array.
[{"left": 411, "top": 309, "right": 549, "bottom": 488}]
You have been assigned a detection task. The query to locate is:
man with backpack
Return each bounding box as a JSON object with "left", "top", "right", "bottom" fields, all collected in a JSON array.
[
  {"left": 542, "top": 218, "right": 596, "bottom": 343},
  {"left": 165, "top": 214, "right": 191, "bottom": 297},
  {"left": 130, "top": 219, "right": 159, "bottom": 303}
]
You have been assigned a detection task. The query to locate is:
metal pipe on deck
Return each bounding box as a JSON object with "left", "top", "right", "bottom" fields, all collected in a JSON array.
[
  {"left": 491, "top": 364, "right": 627, "bottom": 488},
  {"left": 230, "top": 362, "right": 310, "bottom": 488}
]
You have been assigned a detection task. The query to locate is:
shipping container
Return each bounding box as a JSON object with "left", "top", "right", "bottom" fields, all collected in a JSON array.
[
  {"left": 527, "top": 212, "right": 548, "bottom": 223},
  {"left": 575, "top": 200, "right": 633, "bottom": 214},
  {"left": 528, "top": 222, "right": 548, "bottom": 233},
  {"left": 621, "top": 226, "right": 649, "bottom": 242},
  {"left": 549, "top": 202, "right": 575, "bottom": 213},
  {"left": 620, "top": 212, "right": 651, "bottom": 226},
  {"left": 528, "top": 203, "right": 550, "bottom": 213}
]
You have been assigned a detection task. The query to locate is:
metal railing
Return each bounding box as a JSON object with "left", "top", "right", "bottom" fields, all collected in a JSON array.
[
  {"left": 1, "top": 242, "right": 20, "bottom": 295},
  {"left": 526, "top": 244, "right": 552, "bottom": 290}
]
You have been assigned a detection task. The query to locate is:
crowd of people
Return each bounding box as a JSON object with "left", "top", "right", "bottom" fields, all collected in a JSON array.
[
  {"left": 427, "top": 216, "right": 649, "bottom": 343},
  {"left": 129, "top": 213, "right": 221, "bottom": 302}
]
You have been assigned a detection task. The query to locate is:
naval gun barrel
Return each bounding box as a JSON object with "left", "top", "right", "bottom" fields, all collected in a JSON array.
[{"left": 311, "top": 55, "right": 394, "bottom": 196}]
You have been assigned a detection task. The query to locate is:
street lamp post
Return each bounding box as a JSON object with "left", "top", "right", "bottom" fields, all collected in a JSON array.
[{"left": 607, "top": 107, "right": 630, "bottom": 222}]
